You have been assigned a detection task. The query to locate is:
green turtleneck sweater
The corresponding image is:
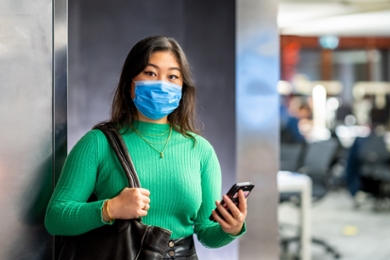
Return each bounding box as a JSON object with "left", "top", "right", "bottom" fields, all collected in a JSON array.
[{"left": 44, "top": 121, "right": 245, "bottom": 248}]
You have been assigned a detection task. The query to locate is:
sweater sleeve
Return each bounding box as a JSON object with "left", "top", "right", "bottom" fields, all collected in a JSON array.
[
  {"left": 44, "top": 131, "right": 109, "bottom": 236},
  {"left": 193, "top": 139, "right": 246, "bottom": 248}
]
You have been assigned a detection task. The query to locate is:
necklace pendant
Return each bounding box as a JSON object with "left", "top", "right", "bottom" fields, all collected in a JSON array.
[{"left": 160, "top": 152, "right": 164, "bottom": 158}]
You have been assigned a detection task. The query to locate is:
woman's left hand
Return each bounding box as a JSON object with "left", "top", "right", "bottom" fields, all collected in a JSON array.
[{"left": 211, "top": 189, "right": 247, "bottom": 236}]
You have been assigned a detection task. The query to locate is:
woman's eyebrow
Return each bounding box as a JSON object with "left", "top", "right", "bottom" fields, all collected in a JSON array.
[
  {"left": 169, "top": 67, "right": 181, "bottom": 72},
  {"left": 146, "top": 63, "right": 181, "bottom": 72},
  {"left": 146, "top": 63, "right": 158, "bottom": 69}
]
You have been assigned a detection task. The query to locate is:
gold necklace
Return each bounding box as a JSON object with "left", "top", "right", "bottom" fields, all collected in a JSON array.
[{"left": 131, "top": 125, "right": 172, "bottom": 158}]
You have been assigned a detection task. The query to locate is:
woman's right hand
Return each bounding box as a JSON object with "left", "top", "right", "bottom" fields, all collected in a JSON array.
[{"left": 108, "top": 188, "right": 151, "bottom": 220}]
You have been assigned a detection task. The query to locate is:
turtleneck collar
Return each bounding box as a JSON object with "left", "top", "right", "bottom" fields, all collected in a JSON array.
[{"left": 130, "top": 120, "right": 171, "bottom": 135}]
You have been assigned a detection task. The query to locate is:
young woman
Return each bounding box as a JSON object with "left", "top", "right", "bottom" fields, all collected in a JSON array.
[{"left": 45, "top": 36, "right": 248, "bottom": 259}]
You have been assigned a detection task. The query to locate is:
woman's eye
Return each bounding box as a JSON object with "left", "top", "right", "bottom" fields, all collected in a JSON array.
[
  {"left": 169, "top": 75, "right": 179, "bottom": 80},
  {"left": 144, "top": 71, "right": 156, "bottom": 77}
]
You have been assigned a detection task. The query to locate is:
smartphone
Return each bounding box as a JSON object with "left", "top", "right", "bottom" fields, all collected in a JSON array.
[{"left": 209, "top": 182, "right": 255, "bottom": 222}]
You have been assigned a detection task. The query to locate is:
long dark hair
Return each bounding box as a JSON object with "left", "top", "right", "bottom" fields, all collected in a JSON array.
[{"left": 107, "top": 36, "right": 199, "bottom": 138}]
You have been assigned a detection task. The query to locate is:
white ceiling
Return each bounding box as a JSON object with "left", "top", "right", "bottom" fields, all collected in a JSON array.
[{"left": 278, "top": 0, "right": 390, "bottom": 36}]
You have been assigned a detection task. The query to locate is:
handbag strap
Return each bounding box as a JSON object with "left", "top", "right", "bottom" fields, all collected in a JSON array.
[{"left": 93, "top": 123, "right": 141, "bottom": 188}]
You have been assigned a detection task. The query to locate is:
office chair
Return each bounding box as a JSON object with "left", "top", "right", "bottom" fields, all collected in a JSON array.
[
  {"left": 357, "top": 134, "right": 390, "bottom": 210},
  {"left": 280, "top": 138, "right": 341, "bottom": 259},
  {"left": 279, "top": 143, "right": 307, "bottom": 205},
  {"left": 280, "top": 143, "right": 305, "bottom": 172}
]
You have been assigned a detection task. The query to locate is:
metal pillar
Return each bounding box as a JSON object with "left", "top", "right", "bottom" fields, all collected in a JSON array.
[
  {"left": 237, "top": 0, "right": 279, "bottom": 259},
  {"left": 0, "top": 0, "right": 67, "bottom": 259}
]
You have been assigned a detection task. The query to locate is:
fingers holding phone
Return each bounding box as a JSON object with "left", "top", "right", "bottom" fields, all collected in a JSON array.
[
  {"left": 212, "top": 189, "right": 247, "bottom": 236},
  {"left": 210, "top": 182, "right": 254, "bottom": 236}
]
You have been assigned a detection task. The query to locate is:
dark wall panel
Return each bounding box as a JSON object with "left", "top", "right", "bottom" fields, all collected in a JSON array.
[
  {"left": 68, "top": 1, "right": 236, "bottom": 259},
  {"left": 183, "top": 1, "right": 236, "bottom": 191}
]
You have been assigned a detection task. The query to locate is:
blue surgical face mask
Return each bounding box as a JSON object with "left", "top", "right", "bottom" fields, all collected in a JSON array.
[{"left": 133, "top": 80, "right": 182, "bottom": 120}]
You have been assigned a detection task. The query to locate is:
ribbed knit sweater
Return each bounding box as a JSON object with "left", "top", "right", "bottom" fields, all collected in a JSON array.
[{"left": 44, "top": 121, "right": 244, "bottom": 248}]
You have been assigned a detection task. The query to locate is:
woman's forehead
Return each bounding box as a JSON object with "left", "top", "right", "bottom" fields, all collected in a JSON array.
[{"left": 147, "top": 51, "right": 181, "bottom": 70}]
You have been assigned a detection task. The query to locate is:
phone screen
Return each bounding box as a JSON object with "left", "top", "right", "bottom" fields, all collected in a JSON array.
[{"left": 209, "top": 182, "right": 254, "bottom": 222}]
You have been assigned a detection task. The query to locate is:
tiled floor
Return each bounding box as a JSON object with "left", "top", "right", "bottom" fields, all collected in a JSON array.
[{"left": 279, "top": 189, "right": 390, "bottom": 260}]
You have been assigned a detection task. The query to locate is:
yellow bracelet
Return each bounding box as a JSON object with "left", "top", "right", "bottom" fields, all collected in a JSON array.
[{"left": 105, "top": 199, "right": 114, "bottom": 222}]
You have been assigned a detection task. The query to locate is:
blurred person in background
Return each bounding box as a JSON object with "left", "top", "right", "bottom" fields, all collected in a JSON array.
[
  {"left": 280, "top": 95, "right": 311, "bottom": 144},
  {"left": 344, "top": 107, "right": 390, "bottom": 207}
]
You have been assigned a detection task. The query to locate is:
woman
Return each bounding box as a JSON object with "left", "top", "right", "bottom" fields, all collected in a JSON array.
[{"left": 45, "top": 36, "right": 247, "bottom": 258}]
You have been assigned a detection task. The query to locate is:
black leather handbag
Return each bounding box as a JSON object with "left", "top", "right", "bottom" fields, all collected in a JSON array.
[{"left": 58, "top": 123, "right": 172, "bottom": 260}]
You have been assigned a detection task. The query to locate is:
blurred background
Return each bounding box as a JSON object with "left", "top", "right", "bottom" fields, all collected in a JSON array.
[{"left": 277, "top": 0, "right": 390, "bottom": 259}]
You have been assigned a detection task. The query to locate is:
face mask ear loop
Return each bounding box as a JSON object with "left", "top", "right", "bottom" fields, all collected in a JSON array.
[{"left": 131, "top": 79, "right": 137, "bottom": 100}]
